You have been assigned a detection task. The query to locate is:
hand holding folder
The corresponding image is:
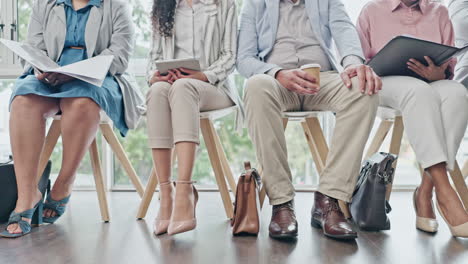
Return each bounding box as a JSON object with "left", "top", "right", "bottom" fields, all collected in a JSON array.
[{"left": 367, "top": 36, "right": 468, "bottom": 79}]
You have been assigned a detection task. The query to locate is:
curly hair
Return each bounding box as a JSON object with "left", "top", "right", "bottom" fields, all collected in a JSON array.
[{"left": 152, "top": 0, "right": 177, "bottom": 37}]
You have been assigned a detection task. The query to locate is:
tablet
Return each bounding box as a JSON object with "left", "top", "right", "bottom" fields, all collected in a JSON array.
[{"left": 155, "top": 58, "right": 201, "bottom": 74}]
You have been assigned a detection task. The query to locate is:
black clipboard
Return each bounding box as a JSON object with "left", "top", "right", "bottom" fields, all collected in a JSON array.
[{"left": 367, "top": 36, "right": 468, "bottom": 78}]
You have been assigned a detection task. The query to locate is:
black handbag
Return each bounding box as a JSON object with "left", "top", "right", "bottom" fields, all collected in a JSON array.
[
  {"left": 0, "top": 156, "right": 51, "bottom": 223},
  {"left": 350, "top": 152, "right": 397, "bottom": 231}
]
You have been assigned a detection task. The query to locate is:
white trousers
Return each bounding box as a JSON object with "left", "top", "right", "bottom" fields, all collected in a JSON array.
[{"left": 380, "top": 76, "right": 468, "bottom": 170}]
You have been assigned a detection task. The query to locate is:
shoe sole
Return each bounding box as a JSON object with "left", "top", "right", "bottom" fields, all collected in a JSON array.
[
  {"left": 269, "top": 233, "right": 298, "bottom": 241},
  {"left": 311, "top": 218, "right": 358, "bottom": 240}
]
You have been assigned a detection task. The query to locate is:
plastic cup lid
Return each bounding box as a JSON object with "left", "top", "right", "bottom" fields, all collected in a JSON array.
[{"left": 300, "top": 64, "right": 321, "bottom": 69}]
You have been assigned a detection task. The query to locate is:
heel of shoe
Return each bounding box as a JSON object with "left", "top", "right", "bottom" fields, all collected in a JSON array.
[
  {"left": 310, "top": 217, "right": 322, "bottom": 229},
  {"left": 413, "top": 187, "right": 438, "bottom": 233},
  {"left": 31, "top": 201, "right": 44, "bottom": 227},
  {"left": 436, "top": 201, "right": 468, "bottom": 238}
]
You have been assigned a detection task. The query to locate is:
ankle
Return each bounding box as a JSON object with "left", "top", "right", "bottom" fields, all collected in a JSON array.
[
  {"left": 15, "top": 191, "right": 42, "bottom": 212},
  {"left": 50, "top": 182, "right": 73, "bottom": 199}
]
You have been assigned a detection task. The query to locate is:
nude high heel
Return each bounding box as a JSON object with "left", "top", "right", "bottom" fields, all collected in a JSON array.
[
  {"left": 167, "top": 181, "right": 198, "bottom": 235},
  {"left": 436, "top": 200, "right": 468, "bottom": 238},
  {"left": 413, "top": 187, "right": 438, "bottom": 233},
  {"left": 154, "top": 181, "right": 175, "bottom": 236}
]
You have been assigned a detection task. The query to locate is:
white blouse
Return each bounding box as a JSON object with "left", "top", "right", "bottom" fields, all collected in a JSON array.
[{"left": 174, "top": 0, "right": 206, "bottom": 68}]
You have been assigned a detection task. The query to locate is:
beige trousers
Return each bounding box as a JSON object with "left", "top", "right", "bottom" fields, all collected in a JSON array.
[
  {"left": 244, "top": 72, "right": 379, "bottom": 204},
  {"left": 380, "top": 76, "right": 468, "bottom": 171},
  {"left": 146, "top": 79, "right": 234, "bottom": 148}
]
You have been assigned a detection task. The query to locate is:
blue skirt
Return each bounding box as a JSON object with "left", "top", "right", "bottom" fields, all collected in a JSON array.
[{"left": 10, "top": 73, "right": 129, "bottom": 136}]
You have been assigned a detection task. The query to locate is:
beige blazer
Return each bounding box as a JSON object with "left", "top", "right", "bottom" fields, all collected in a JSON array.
[
  {"left": 23, "top": 0, "right": 145, "bottom": 129},
  {"left": 146, "top": 0, "right": 244, "bottom": 128}
]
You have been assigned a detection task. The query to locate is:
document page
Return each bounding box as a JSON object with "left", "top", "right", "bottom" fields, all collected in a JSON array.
[{"left": 1, "top": 39, "right": 114, "bottom": 87}]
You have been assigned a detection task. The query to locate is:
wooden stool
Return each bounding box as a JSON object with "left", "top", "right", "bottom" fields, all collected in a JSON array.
[
  {"left": 136, "top": 106, "right": 238, "bottom": 220},
  {"left": 257, "top": 111, "right": 353, "bottom": 215},
  {"left": 366, "top": 107, "right": 468, "bottom": 211},
  {"left": 37, "top": 113, "right": 145, "bottom": 222}
]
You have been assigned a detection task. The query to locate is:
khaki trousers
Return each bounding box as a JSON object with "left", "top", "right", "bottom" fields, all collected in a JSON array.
[
  {"left": 146, "top": 79, "right": 234, "bottom": 148},
  {"left": 380, "top": 76, "right": 468, "bottom": 171},
  {"left": 244, "top": 72, "right": 379, "bottom": 204}
]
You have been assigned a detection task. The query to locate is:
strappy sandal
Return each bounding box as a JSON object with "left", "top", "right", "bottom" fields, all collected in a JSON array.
[{"left": 0, "top": 200, "right": 43, "bottom": 238}]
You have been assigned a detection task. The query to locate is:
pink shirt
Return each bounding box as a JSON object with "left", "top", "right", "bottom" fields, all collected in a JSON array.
[{"left": 357, "top": 0, "right": 456, "bottom": 74}]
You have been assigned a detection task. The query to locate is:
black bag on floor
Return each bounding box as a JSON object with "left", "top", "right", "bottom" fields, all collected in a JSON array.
[
  {"left": 0, "top": 156, "right": 51, "bottom": 223},
  {"left": 350, "top": 152, "right": 397, "bottom": 231}
]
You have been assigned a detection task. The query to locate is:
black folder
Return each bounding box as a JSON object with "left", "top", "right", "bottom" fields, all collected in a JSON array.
[{"left": 367, "top": 36, "right": 468, "bottom": 78}]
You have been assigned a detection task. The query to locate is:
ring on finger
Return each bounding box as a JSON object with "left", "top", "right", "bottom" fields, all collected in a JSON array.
[{"left": 44, "top": 77, "right": 50, "bottom": 83}]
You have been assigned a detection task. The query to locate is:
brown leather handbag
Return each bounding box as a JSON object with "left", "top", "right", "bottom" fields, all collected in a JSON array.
[{"left": 231, "top": 162, "right": 262, "bottom": 236}]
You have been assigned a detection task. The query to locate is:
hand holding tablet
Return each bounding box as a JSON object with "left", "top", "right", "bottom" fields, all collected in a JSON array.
[{"left": 155, "top": 58, "right": 201, "bottom": 74}]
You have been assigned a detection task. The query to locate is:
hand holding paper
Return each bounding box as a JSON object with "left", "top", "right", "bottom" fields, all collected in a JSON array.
[{"left": 0, "top": 38, "right": 114, "bottom": 87}]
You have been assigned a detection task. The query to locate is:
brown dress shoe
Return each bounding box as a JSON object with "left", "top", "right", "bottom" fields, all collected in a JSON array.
[
  {"left": 269, "top": 200, "right": 298, "bottom": 240},
  {"left": 311, "top": 192, "right": 357, "bottom": 240}
]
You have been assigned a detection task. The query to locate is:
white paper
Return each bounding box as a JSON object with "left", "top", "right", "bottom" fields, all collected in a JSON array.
[{"left": 0, "top": 39, "right": 114, "bottom": 87}]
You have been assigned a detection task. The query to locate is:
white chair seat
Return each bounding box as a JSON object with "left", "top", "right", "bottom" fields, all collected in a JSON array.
[
  {"left": 377, "top": 107, "right": 402, "bottom": 120},
  {"left": 52, "top": 110, "right": 112, "bottom": 124},
  {"left": 282, "top": 111, "right": 330, "bottom": 122},
  {"left": 199, "top": 106, "right": 238, "bottom": 120}
]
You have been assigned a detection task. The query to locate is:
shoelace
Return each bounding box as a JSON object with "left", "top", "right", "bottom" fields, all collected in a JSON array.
[{"left": 325, "top": 199, "right": 341, "bottom": 215}]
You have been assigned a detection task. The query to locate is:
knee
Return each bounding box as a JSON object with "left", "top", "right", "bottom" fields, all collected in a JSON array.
[
  {"left": 61, "top": 98, "right": 100, "bottom": 120},
  {"left": 347, "top": 77, "right": 379, "bottom": 112},
  {"left": 10, "top": 95, "right": 55, "bottom": 118},
  {"left": 10, "top": 95, "right": 35, "bottom": 112},
  {"left": 441, "top": 81, "right": 468, "bottom": 111},
  {"left": 169, "top": 79, "right": 199, "bottom": 99},
  {"left": 147, "top": 82, "right": 171, "bottom": 103},
  {"left": 403, "top": 81, "right": 440, "bottom": 107},
  {"left": 244, "top": 74, "right": 276, "bottom": 105}
]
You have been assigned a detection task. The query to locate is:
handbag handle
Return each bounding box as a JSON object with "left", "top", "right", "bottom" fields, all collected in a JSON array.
[{"left": 244, "top": 161, "right": 251, "bottom": 171}]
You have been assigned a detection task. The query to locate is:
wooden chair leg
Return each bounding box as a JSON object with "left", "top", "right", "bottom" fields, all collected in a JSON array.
[
  {"left": 100, "top": 124, "right": 145, "bottom": 197},
  {"left": 304, "top": 117, "right": 329, "bottom": 173},
  {"left": 201, "top": 118, "right": 234, "bottom": 219},
  {"left": 37, "top": 120, "right": 61, "bottom": 181},
  {"left": 385, "top": 117, "right": 404, "bottom": 201},
  {"left": 212, "top": 125, "right": 237, "bottom": 196},
  {"left": 136, "top": 168, "right": 159, "bottom": 219},
  {"left": 89, "top": 139, "right": 110, "bottom": 222},
  {"left": 259, "top": 118, "right": 289, "bottom": 208},
  {"left": 450, "top": 162, "right": 468, "bottom": 211},
  {"left": 301, "top": 121, "right": 326, "bottom": 175},
  {"left": 365, "top": 120, "right": 393, "bottom": 159}
]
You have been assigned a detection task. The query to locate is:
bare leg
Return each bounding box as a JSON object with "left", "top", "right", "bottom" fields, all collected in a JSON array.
[
  {"left": 8, "top": 95, "right": 59, "bottom": 234},
  {"left": 152, "top": 148, "right": 174, "bottom": 222},
  {"left": 415, "top": 171, "right": 436, "bottom": 218},
  {"left": 43, "top": 98, "right": 100, "bottom": 218},
  {"left": 427, "top": 163, "right": 468, "bottom": 225},
  {"left": 171, "top": 142, "right": 197, "bottom": 222}
]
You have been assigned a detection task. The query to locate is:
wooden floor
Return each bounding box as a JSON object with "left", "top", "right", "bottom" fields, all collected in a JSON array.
[{"left": 0, "top": 191, "right": 467, "bottom": 264}]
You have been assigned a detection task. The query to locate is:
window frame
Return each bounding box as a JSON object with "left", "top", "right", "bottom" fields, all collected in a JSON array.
[{"left": 0, "top": 0, "right": 23, "bottom": 77}]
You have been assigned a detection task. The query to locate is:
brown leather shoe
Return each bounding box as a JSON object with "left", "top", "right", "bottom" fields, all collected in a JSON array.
[
  {"left": 311, "top": 192, "right": 357, "bottom": 240},
  {"left": 269, "top": 200, "right": 298, "bottom": 240}
]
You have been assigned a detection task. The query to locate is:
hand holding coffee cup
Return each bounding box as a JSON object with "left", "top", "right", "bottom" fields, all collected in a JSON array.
[{"left": 300, "top": 64, "right": 321, "bottom": 88}]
